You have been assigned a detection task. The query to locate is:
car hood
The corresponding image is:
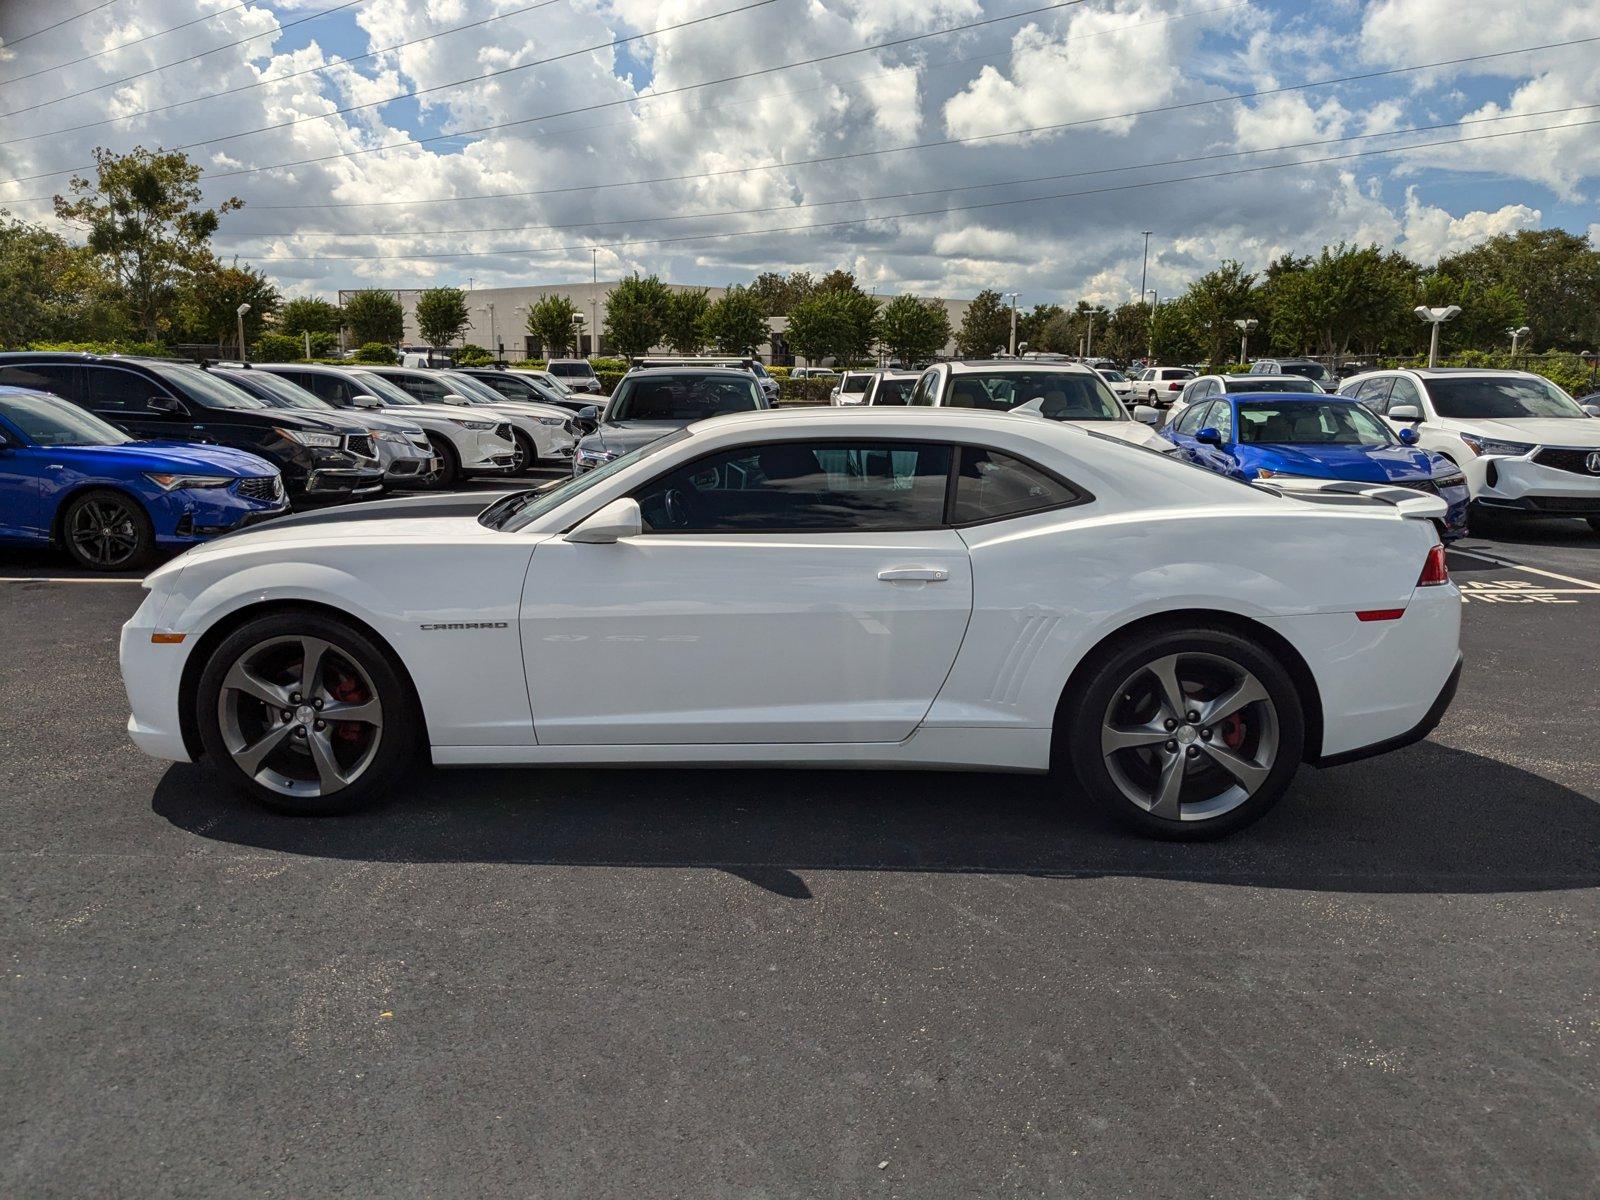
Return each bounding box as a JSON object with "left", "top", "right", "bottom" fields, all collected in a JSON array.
[
  {"left": 1436, "top": 416, "right": 1600, "bottom": 447},
  {"left": 1069, "top": 419, "right": 1174, "bottom": 452},
  {"left": 581, "top": 419, "right": 685, "bottom": 456},
  {"left": 474, "top": 399, "right": 571, "bottom": 422},
  {"left": 381, "top": 402, "right": 500, "bottom": 425},
  {"left": 257, "top": 409, "right": 371, "bottom": 435},
  {"left": 348, "top": 410, "right": 426, "bottom": 436},
  {"left": 1246, "top": 442, "right": 1438, "bottom": 481},
  {"left": 184, "top": 492, "right": 518, "bottom": 556},
  {"left": 67, "top": 441, "right": 279, "bottom": 476}
]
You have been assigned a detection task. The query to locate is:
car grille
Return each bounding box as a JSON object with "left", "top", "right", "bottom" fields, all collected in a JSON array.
[
  {"left": 236, "top": 475, "right": 284, "bottom": 503},
  {"left": 347, "top": 434, "right": 378, "bottom": 459},
  {"left": 1533, "top": 447, "right": 1600, "bottom": 476},
  {"left": 406, "top": 434, "right": 432, "bottom": 453},
  {"left": 494, "top": 422, "right": 515, "bottom": 442},
  {"left": 1393, "top": 478, "right": 1439, "bottom": 495},
  {"left": 1527, "top": 495, "right": 1600, "bottom": 513}
]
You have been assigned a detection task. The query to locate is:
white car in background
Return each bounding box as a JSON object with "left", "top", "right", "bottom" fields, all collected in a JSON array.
[
  {"left": 1094, "top": 366, "right": 1137, "bottom": 404},
  {"left": 904, "top": 360, "right": 1173, "bottom": 451},
  {"left": 1169, "top": 373, "right": 1325, "bottom": 417},
  {"left": 545, "top": 359, "right": 603, "bottom": 395},
  {"left": 830, "top": 371, "right": 876, "bottom": 405},
  {"left": 863, "top": 371, "right": 921, "bottom": 406},
  {"left": 1340, "top": 368, "right": 1600, "bottom": 534},
  {"left": 363, "top": 367, "right": 576, "bottom": 472},
  {"left": 1135, "top": 366, "right": 1197, "bottom": 408},
  {"left": 121, "top": 407, "right": 1461, "bottom": 840}
]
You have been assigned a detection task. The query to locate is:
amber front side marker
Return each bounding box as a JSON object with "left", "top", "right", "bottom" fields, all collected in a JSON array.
[{"left": 150, "top": 633, "right": 186, "bottom": 644}]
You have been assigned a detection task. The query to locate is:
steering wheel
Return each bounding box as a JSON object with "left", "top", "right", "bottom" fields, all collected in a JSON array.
[{"left": 661, "top": 487, "right": 693, "bottom": 528}]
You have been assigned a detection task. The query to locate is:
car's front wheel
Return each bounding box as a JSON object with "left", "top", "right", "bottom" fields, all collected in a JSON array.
[
  {"left": 1587, "top": 517, "right": 1600, "bottom": 536},
  {"left": 509, "top": 430, "right": 535, "bottom": 474},
  {"left": 425, "top": 435, "right": 460, "bottom": 489},
  {"left": 61, "top": 488, "right": 156, "bottom": 572},
  {"left": 196, "top": 612, "right": 419, "bottom": 816},
  {"left": 1063, "top": 625, "right": 1305, "bottom": 839}
]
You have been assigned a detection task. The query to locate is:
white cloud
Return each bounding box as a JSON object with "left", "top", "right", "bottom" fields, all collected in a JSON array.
[{"left": 1398, "top": 187, "right": 1541, "bottom": 261}]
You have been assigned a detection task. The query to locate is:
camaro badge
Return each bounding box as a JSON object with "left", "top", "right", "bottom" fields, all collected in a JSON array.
[{"left": 420, "top": 621, "right": 508, "bottom": 631}]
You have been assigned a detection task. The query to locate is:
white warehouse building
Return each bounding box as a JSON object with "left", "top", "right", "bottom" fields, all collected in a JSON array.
[{"left": 340, "top": 281, "right": 973, "bottom": 363}]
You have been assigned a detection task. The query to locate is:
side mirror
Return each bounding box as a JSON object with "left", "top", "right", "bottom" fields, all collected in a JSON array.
[
  {"left": 1132, "top": 404, "right": 1159, "bottom": 425},
  {"left": 441, "top": 393, "right": 471, "bottom": 405},
  {"left": 565, "top": 497, "right": 641, "bottom": 544},
  {"left": 149, "top": 393, "right": 185, "bottom": 415},
  {"left": 1388, "top": 404, "right": 1422, "bottom": 422},
  {"left": 1196, "top": 426, "right": 1222, "bottom": 445},
  {"left": 1583, "top": 404, "right": 1600, "bottom": 418},
  {"left": 578, "top": 405, "right": 600, "bottom": 422},
  {"left": 1397, "top": 426, "right": 1420, "bottom": 445}
]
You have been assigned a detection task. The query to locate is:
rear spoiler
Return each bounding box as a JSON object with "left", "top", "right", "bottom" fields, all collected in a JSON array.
[{"left": 1252, "top": 477, "right": 1448, "bottom": 522}]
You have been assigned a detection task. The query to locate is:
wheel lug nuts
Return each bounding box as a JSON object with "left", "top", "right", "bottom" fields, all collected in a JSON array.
[
  {"left": 1164, "top": 718, "right": 1177, "bottom": 731},
  {"left": 281, "top": 709, "right": 293, "bottom": 721},
  {"left": 293, "top": 727, "right": 306, "bottom": 737},
  {"left": 1164, "top": 740, "right": 1177, "bottom": 752},
  {"left": 1200, "top": 728, "right": 1211, "bottom": 740},
  {"left": 1186, "top": 710, "right": 1199, "bottom": 722},
  {"left": 290, "top": 693, "right": 302, "bottom": 704},
  {"left": 314, "top": 721, "right": 325, "bottom": 731},
  {"left": 1186, "top": 746, "right": 1199, "bottom": 758},
  {"left": 312, "top": 698, "right": 323, "bottom": 709}
]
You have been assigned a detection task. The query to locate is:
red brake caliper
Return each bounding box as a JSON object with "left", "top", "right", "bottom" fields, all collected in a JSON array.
[
  {"left": 1221, "top": 713, "right": 1246, "bottom": 750},
  {"left": 329, "top": 673, "right": 366, "bottom": 741}
]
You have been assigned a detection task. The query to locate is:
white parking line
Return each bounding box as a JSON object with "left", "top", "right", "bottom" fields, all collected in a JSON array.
[
  {"left": 0, "top": 576, "right": 144, "bottom": 584},
  {"left": 1449, "top": 548, "right": 1600, "bottom": 591}
]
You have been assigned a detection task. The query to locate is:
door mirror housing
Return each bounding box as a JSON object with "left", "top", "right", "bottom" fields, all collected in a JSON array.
[
  {"left": 1582, "top": 404, "right": 1600, "bottom": 418},
  {"left": 577, "top": 404, "right": 600, "bottom": 422},
  {"left": 1132, "top": 404, "right": 1159, "bottom": 425},
  {"left": 1388, "top": 404, "right": 1422, "bottom": 422},
  {"left": 1397, "top": 426, "right": 1420, "bottom": 446},
  {"left": 565, "top": 497, "right": 642, "bottom": 544},
  {"left": 1195, "top": 426, "right": 1223, "bottom": 445},
  {"left": 149, "top": 393, "right": 186, "bottom": 415},
  {"left": 441, "top": 393, "right": 471, "bottom": 405}
]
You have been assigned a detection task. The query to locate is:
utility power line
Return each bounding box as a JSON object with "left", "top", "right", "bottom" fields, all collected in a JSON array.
[
  {"left": 0, "top": 0, "right": 122, "bottom": 53},
  {"left": 247, "top": 115, "right": 1600, "bottom": 262}
]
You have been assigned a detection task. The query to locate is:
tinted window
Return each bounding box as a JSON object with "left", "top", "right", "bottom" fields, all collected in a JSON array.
[
  {"left": 945, "top": 371, "right": 1121, "bottom": 419},
  {"left": 348, "top": 371, "right": 418, "bottom": 406},
  {"left": 1222, "top": 377, "right": 1320, "bottom": 393},
  {"left": 0, "top": 392, "right": 130, "bottom": 446},
  {"left": 1278, "top": 362, "right": 1329, "bottom": 382},
  {"left": 910, "top": 372, "right": 938, "bottom": 406},
  {"left": 378, "top": 372, "right": 454, "bottom": 402},
  {"left": 1387, "top": 377, "right": 1422, "bottom": 411},
  {"left": 951, "top": 447, "right": 1079, "bottom": 524},
  {"left": 86, "top": 368, "right": 165, "bottom": 412},
  {"left": 871, "top": 378, "right": 915, "bottom": 406},
  {"left": 1209, "top": 402, "right": 1235, "bottom": 441},
  {"left": 1173, "top": 401, "right": 1211, "bottom": 435},
  {"left": 219, "top": 370, "right": 328, "bottom": 410},
  {"left": 0, "top": 363, "right": 79, "bottom": 399},
  {"left": 606, "top": 373, "right": 762, "bottom": 422},
  {"left": 548, "top": 362, "right": 594, "bottom": 378},
  {"left": 148, "top": 363, "right": 270, "bottom": 410},
  {"left": 839, "top": 374, "right": 872, "bottom": 394},
  {"left": 1426, "top": 376, "right": 1582, "bottom": 419},
  {"left": 633, "top": 440, "right": 951, "bottom": 532}
]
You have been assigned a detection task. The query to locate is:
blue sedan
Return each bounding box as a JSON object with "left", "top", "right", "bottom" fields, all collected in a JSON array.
[
  {"left": 0, "top": 387, "right": 288, "bottom": 571},
  {"left": 1164, "top": 392, "right": 1469, "bottom": 539}
]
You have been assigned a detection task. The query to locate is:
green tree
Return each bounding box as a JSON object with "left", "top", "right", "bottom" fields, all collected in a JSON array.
[
  {"left": 415, "top": 287, "right": 470, "bottom": 350},
  {"left": 52, "top": 145, "right": 242, "bottom": 339},
  {"left": 1149, "top": 299, "right": 1200, "bottom": 363},
  {"left": 662, "top": 288, "right": 710, "bottom": 355},
  {"left": 524, "top": 293, "right": 581, "bottom": 356},
  {"left": 278, "top": 296, "right": 342, "bottom": 337},
  {"left": 875, "top": 294, "right": 951, "bottom": 364},
  {"left": 181, "top": 263, "right": 280, "bottom": 354},
  {"left": 701, "top": 286, "right": 769, "bottom": 354},
  {"left": 816, "top": 268, "right": 861, "bottom": 295},
  {"left": 1017, "top": 303, "right": 1064, "bottom": 349},
  {"left": 342, "top": 290, "right": 405, "bottom": 345},
  {"left": 352, "top": 342, "right": 397, "bottom": 364},
  {"left": 603, "top": 273, "right": 673, "bottom": 357},
  {"left": 955, "top": 289, "right": 1012, "bottom": 356},
  {"left": 1437, "top": 229, "right": 1600, "bottom": 351},
  {"left": 1180, "top": 260, "right": 1258, "bottom": 366},
  {"left": 747, "top": 270, "right": 814, "bottom": 316},
  {"left": 1097, "top": 302, "right": 1151, "bottom": 362},
  {"left": 253, "top": 332, "right": 303, "bottom": 363},
  {"left": 0, "top": 217, "right": 122, "bottom": 346},
  {"left": 785, "top": 289, "right": 878, "bottom": 365}
]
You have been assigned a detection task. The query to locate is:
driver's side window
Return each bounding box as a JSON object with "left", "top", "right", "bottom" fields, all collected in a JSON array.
[
  {"left": 1174, "top": 401, "right": 1210, "bottom": 435},
  {"left": 631, "top": 440, "right": 952, "bottom": 533},
  {"left": 1387, "top": 377, "right": 1422, "bottom": 412}
]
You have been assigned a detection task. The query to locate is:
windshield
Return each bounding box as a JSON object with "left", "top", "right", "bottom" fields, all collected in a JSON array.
[
  {"left": 0, "top": 391, "right": 131, "bottom": 446},
  {"left": 872, "top": 378, "right": 916, "bottom": 406},
  {"left": 1277, "top": 362, "right": 1329, "bottom": 382},
  {"left": 1225, "top": 377, "right": 1323, "bottom": 393},
  {"left": 840, "top": 374, "right": 871, "bottom": 393},
  {"left": 150, "top": 363, "right": 271, "bottom": 410},
  {"left": 485, "top": 429, "right": 692, "bottom": 531},
  {"left": 948, "top": 371, "right": 1124, "bottom": 420},
  {"left": 1427, "top": 375, "right": 1584, "bottom": 419},
  {"left": 1238, "top": 400, "right": 1393, "bottom": 445},
  {"left": 222, "top": 371, "right": 329, "bottom": 410},
  {"left": 1098, "top": 370, "right": 1127, "bottom": 382},
  {"left": 606, "top": 373, "right": 762, "bottom": 422},
  {"left": 348, "top": 370, "right": 418, "bottom": 406},
  {"left": 531, "top": 371, "right": 574, "bottom": 394},
  {"left": 442, "top": 372, "right": 511, "bottom": 405},
  {"left": 549, "top": 361, "right": 595, "bottom": 378}
]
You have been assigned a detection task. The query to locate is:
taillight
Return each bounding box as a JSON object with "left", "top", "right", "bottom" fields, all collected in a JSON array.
[
  {"left": 1417, "top": 544, "right": 1449, "bottom": 586},
  {"left": 1168, "top": 381, "right": 1182, "bottom": 390}
]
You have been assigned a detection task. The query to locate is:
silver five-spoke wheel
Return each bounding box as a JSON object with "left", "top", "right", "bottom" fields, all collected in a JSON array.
[
  {"left": 217, "top": 635, "right": 384, "bottom": 799},
  {"left": 1099, "top": 651, "right": 1279, "bottom": 822}
]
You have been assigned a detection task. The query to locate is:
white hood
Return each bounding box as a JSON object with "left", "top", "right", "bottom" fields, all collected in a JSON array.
[{"left": 1437, "top": 415, "right": 1600, "bottom": 448}]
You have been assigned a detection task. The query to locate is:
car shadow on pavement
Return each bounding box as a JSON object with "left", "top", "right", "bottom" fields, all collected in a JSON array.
[{"left": 151, "top": 740, "right": 1600, "bottom": 898}]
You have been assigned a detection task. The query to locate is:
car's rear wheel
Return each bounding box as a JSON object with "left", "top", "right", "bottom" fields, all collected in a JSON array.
[
  {"left": 61, "top": 488, "right": 156, "bottom": 572},
  {"left": 196, "top": 612, "right": 418, "bottom": 816},
  {"left": 1586, "top": 517, "right": 1600, "bottom": 536},
  {"left": 1063, "top": 626, "right": 1305, "bottom": 839}
]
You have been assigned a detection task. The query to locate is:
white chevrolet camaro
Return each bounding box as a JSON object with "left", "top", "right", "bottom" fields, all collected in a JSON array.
[{"left": 121, "top": 409, "right": 1463, "bottom": 839}]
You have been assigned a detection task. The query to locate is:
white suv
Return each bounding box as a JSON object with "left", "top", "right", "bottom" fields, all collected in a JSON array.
[
  {"left": 906, "top": 360, "right": 1172, "bottom": 450},
  {"left": 1340, "top": 368, "right": 1600, "bottom": 533},
  {"left": 1133, "top": 366, "right": 1196, "bottom": 407},
  {"left": 545, "top": 358, "right": 603, "bottom": 394}
]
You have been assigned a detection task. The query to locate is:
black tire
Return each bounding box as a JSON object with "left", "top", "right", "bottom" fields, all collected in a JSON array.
[
  {"left": 426, "top": 434, "right": 461, "bottom": 489},
  {"left": 1586, "top": 517, "right": 1600, "bottom": 536},
  {"left": 1061, "top": 624, "right": 1306, "bottom": 840},
  {"left": 60, "top": 487, "right": 157, "bottom": 572},
  {"left": 509, "top": 429, "right": 535, "bottom": 474},
  {"left": 196, "top": 611, "right": 420, "bottom": 816}
]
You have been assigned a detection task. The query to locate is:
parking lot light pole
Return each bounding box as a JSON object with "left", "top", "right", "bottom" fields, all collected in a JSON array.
[
  {"left": 236, "top": 302, "right": 251, "bottom": 363},
  {"left": 476, "top": 304, "right": 497, "bottom": 359},
  {"left": 1581, "top": 349, "right": 1597, "bottom": 390},
  {"left": 1006, "top": 292, "right": 1020, "bottom": 357},
  {"left": 1145, "top": 289, "right": 1158, "bottom": 361},
  {"left": 1414, "top": 305, "right": 1461, "bottom": 368},
  {"left": 1139, "top": 231, "right": 1152, "bottom": 313},
  {"left": 1234, "top": 317, "right": 1258, "bottom": 365},
  {"left": 1506, "top": 325, "right": 1531, "bottom": 357},
  {"left": 571, "top": 311, "right": 586, "bottom": 358}
]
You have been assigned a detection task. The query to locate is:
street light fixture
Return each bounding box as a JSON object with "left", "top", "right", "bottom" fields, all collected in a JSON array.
[
  {"left": 476, "top": 303, "right": 498, "bottom": 360},
  {"left": 571, "top": 311, "right": 587, "bottom": 358},
  {"left": 1144, "top": 289, "right": 1159, "bottom": 362},
  {"left": 1414, "top": 305, "right": 1461, "bottom": 368},
  {"left": 1580, "top": 350, "right": 1597, "bottom": 391},
  {"left": 1506, "top": 325, "right": 1531, "bottom": 355},
  {"left": 236, "top": 302, "right": 251, "bottom": 363},
  {"left": 1233, "top": 317, "right": 1259, "bottom": 365}
]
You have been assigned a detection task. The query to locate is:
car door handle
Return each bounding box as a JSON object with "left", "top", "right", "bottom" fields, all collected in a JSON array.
[{"left": 877, "top": 567, "right": 949, "bottom": 582}]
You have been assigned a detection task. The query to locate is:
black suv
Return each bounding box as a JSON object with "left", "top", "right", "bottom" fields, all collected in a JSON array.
[{"left": 0, "top": 353, "right": 385, "bottom": 503}]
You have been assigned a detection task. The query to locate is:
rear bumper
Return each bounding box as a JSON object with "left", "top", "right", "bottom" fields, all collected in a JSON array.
[{"left": 1314, "top": 654, "right": 1463, "bottom": 767}]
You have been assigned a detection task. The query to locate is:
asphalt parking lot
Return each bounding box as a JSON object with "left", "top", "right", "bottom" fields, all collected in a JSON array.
[{"left": 3, "top": 510, "right": 1598, "bottom": 1197}]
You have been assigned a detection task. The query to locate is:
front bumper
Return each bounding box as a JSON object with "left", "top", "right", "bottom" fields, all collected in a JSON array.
[
  {"left": 303, "top": 466, "right": 386, "bottom": 497},
  {"left": 1464, "top": 449, "right": 1600, "bottom": 515},
  {"left": 152, "top": 477, "right": 291, "bottom": 545},
  {"left": 121, "top": 587, "right": 194, "bottom": 763}
]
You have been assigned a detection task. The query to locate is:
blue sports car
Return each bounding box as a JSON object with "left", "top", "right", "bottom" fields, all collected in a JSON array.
[
  {"left": 1163, "top": 392, "right": 1469, "bottom": 539},
  {"left": 0, "top": 387, "right": 288, "bottom": 571}
]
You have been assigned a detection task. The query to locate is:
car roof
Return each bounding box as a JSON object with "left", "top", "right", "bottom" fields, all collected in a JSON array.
[
  {"left": 1220, "top": 392, "right": 1357, "bottom": 403},
  {"left": 946, "top": 360, "right": 1098, "bottom": 376},
  {"left": 686, "top": 405, "right": 1093, "bottom": 444},
  {"left": 1217, "top": 374, "right": 1321, "bottom": 385},
  {"left": 620, "top": 366, "right": 757, "bottom": 379}
]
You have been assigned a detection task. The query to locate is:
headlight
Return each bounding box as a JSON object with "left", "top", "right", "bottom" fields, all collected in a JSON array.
[
  {"left": 1433, "top": 471, "right": 1467, "bottom": 487},
  {"left": 537, "top": 416, "right": 565, "bottom": 426},
  {"left": 1459, "top": 434, "right": 1533, "bottom": 457},
  {"left": 144, "top": 472, "right": 235, "bottom": 491},
  {"left": 447, "top": 418, "right": 497, "bottom": 430},
  {"left": 375, "top": 430, "right": 406, "bottom": 443},
  {"left": 575, "top": 446, "right": 617, "bottom": 467},
  {"left": 274, "top": 426, "right": 343, "bottom": 449},
  {"left": 1253, "top": 468, "right": 1313, "bottom": 480}
]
